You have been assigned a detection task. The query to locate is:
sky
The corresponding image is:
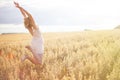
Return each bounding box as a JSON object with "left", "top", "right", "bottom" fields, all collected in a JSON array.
[{"left": 0, "top": 0, "right": 120, "bottom": 33}]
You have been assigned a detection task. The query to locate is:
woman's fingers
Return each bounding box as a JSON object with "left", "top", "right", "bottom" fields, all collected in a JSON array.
[
  {"left": 14, "top": 1, "right": 20, "bottom": 8},
  {"left": 14, "top": 2, "right": 17, "bottom": 6}
]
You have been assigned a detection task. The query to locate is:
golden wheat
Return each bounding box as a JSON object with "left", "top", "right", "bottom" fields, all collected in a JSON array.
[{"left": 0, "top": 30, "right": 120, "bottom": 80}]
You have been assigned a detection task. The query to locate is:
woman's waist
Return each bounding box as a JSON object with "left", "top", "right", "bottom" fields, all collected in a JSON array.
[
  {"left": 32, "top": 37, "right": 43, "bottom": 42},
  {"left": 31, "top": 42, "right": 44, "bottom": 47}
]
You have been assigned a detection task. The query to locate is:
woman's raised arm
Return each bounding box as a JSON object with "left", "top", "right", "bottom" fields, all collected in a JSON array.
[
  {"left": 14, "top": 2, "right": 27, "bottom": 18},
  {"left": 14, "top": 2, "right": 37, "bottom": 29}
]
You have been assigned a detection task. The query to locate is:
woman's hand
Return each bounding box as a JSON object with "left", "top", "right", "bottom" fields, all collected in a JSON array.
[{"left": 14, "top": 1, "right": 20, "bottom": 8}]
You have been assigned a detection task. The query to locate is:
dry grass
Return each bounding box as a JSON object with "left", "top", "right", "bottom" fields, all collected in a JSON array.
[{"left": 0, "top": 30, "right": 120, "bottom": 80}]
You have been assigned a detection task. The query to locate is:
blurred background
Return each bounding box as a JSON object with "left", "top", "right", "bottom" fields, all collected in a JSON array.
[{"left": 0, "top": 0, "right": 120, "bottom": 33}]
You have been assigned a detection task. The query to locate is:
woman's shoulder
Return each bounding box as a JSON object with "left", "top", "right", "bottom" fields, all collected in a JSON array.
[{"left": 34, "top": 26, "right": 40, "bottom": 32}]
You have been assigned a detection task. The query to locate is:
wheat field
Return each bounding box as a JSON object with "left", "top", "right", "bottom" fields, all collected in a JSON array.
[{"left": 0, "top": 30, "right": 120, "bottom": 80}]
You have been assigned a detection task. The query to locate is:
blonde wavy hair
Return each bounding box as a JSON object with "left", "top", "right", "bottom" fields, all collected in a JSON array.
[{"left": 24, "top": 17, "right": 32, "bottom": 28}]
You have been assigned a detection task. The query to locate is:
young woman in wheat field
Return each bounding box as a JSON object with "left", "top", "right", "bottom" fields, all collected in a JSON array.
[{"left": 14, "top": 2, "right": 44, "bottom": 65}]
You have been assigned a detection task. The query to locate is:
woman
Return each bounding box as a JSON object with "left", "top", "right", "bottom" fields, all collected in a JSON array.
[{"left": 14, "top": 2, "right": 44, "bottom": 65}]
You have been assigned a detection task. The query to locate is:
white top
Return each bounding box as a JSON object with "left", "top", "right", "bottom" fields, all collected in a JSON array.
[{"left": 31, "top": 27, "right": 44, "bottom": 54}]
